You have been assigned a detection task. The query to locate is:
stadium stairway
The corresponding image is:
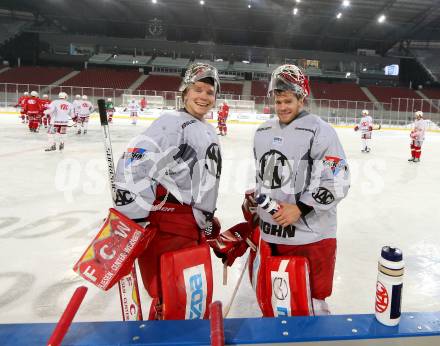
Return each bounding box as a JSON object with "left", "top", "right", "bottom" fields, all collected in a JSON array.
[
  {"left": 415, "top": 89, "right": 439, "bottom": 111},
  {"left": 0, "top": 67, "right": 10, "bottom": 75},
  {"left": 242, "top": 80, "right": 252, "bottom": 96},
  {"left": 361, "top": 86, "right": 385, "bottom": 111},
  {"left": 127, "top": 74, "right": 149, "bottom": 92},
  {"left": 42, "top": 70, "right": 81, "bottom": 95}
]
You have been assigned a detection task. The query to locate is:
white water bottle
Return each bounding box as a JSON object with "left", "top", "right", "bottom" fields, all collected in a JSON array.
[
  {"left": 255, "top": 194, "right": 280, "bottom": 215},
  {"left": 375, "top": 246, "right": 404, "bottom": 326}
]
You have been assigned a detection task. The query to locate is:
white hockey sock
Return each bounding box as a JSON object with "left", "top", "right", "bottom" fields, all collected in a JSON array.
[
  {"left": 366, "top": 139, "right": 371, "bottom": 149},
  {"left": 47, "top": 133, "right": 55, "bottom": 146},
  {"left": 362, "top": 138, "right": 367, "bottom": 149},
  {"left": 312, "top": 298, "right": 330, "bottom": 316}
]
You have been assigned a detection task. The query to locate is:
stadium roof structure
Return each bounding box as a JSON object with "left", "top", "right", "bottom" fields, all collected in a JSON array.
[{"left": 1, "top": 0, "right": 440, "bottom": 54}]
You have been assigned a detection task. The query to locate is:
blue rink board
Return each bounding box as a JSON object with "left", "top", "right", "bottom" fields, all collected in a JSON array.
[{"left": 1, "top": 312, "right": 440, "bottom": 346}]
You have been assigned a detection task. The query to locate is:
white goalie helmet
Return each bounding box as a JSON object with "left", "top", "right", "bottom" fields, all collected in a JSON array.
[
  {"left": 58, "top": 92, "right": 68, "bottom": 99},
  {"left": 30, "top": 91, "right": 39, "bottom": 97},
  {"left": 362, "top": 109, "right": 369, "bottom": 116},
  {"left": 82, "top": 95, "right": 88, "bottom": 100},
  {"left": 180, "top": 62, "right": 220, "bottom": 94},
  {"left": 75, "top": 94, "right": 81, "bottom": 99},
  {"left": 415, "top": 110, "right": 423, "bottom": 118},
  {"left": 268, "top": 64, "right": 310, "bottom": 98}
]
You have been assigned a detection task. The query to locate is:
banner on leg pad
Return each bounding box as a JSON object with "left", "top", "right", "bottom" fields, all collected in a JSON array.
[
  {"left": 265, "top": 256, "right": 313, "bottom": 317},
  {"left": 73, "top": 208, "right": 155, "bottom": 290},
  {"left": 161, "top": 243, "right": 213, "bottom": 320}
]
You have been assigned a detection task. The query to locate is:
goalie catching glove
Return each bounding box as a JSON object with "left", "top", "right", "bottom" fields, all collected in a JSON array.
[{"left": 207, "top": 222, "right": 253, "bottom": 266}]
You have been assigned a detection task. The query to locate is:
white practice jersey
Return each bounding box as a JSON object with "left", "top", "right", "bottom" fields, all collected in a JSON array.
[
  {"left": 78, "top": 100, "right": 94, "bottom": 117},
  {"left": 45, "top": 99, "right": 74, "bottom": 125},
  {"left": 114, "top": 109, "right": 222, "bottom": 228},
  {"left": 72, "top": 100, "right": 82, "bottom": 116},
  {"left": 359, "top": 115, "right": 373, "bottom": 133},
  {"left": 413, "top": 119, "right": 427, "bottom": 141},
  {"left": 254, "top": 110, "right": 350, "bottom": 245},
  {"left": 127, "top": 102, "right": 140, "bottom": 113}
]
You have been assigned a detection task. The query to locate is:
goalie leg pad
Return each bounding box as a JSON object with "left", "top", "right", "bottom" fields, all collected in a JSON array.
[
  {"left": 274, "top": 238, "right": 336, "bottom": 300},
  {"left": 263, "top": 255, "right": 313, "bottom": 317},
  {"left": 160, "top": 242, "right": 213, "bottom": 320}
]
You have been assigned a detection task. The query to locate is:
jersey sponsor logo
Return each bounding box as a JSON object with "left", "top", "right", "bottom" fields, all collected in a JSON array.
[
  {"left": 257, "top": 126, "right": 272, "bottom": 132},
  {"left": 258, "top": 150, "right": 292, "bottom": 189},
  {"left": 124, "top": 148, "right": 147, "bottom": 167},
  {"left": 114, "top": 189, "right": 136, "bottom": 206},
  {"left": 312, "top": 187, "right": 335, "bottom": 205},
  {"left": 183, "top": 264, "right": 207, "bottom": 320},
  {"left": 323, "top": 156, "right": 347, "bottom": 176},
  {"left": 181, "top": 119, "right": 197, "bottom": 129},
  {"left": 205, "top": 143, "right": 222, "bottom": 178},
  {"left": 260, "top": 219, "right": 296, "bottom": 238},
  {"left": 272, "top": 136, "right": 283, "bottom": 146}
]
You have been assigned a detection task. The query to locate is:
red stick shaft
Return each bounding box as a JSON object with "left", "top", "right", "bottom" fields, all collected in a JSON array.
[
  {"left": 210, "top": 301, "right": 225, "bottom": 346},
  {"left": 47, "top": 286, "right": 88, "bottom": 346}
]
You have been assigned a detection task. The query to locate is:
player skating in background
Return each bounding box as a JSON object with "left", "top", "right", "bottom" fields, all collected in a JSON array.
[
  {"left": 24, "top": 91, "right": 42, "bottom": 133},
  {"left": 216, "top": 64, "right": 350, "bottom": 317},
  {"left": 44, "top": 92, "right": 73, "bottom": 152},
  {"left": 15, "top": 91, "right": 29, "bottom": 123},
  {"left": 217, "top": 101, "right": 229, "bottom": 136},
  {"left": 39, "top": 94, "right": 51, "bottom": 128},
  {"left": 105, "top": 97, "right": 115, "bottom": 123},
  {"left": 112, "top": 63, "right": 223, "bottom": 320},
  {"left": 354, "top": 109, "right": 375, "bottom": 153},
  {"left": 76, "top": 95, "right": 94, "bottom": 135},
  {"left": 409, "top": 110, "right": 427, "bottom": 162},
  {"left": 140, "top": 96, "right": 147, "bottom": 110},
  {"left": 125, "top": 98, "right": 140, "bottom": 125},
  {"left": 72, "top": 94, "right": 82, "bottom": 128}
]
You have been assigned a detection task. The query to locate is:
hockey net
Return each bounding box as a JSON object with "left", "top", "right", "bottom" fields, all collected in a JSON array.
[{"left": 122, "top": 94, "right": 165, "bottom": 109}]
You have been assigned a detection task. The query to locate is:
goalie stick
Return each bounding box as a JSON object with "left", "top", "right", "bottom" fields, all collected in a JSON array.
[{"left": 97, "top": 99, "right": 143, "bottom": 321}]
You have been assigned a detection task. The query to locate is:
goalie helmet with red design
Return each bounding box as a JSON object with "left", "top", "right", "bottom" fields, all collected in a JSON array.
[
  {"left": 179, "top": 62, "right": 221, "bottom": 95},
  {"left": 415, "top": 110, "right": 423, "bottom": 119},
  {"left": 267, "top": 64, "right": 310, "bottom": 98}
]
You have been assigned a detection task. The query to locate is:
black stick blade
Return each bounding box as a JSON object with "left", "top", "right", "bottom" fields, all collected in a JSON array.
[{"left": 97, "top": 99, "right": 108, "bottom": 125}]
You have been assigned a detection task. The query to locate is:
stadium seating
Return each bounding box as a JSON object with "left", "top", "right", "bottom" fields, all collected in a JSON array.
[
  {"left": 367, "top": 85, "right": 430, "bottom": 112},
  {"left": 61, "top": 68, "right": 141, "bottom": 89},
  {"left": 220, "top": 82, "right": 243, "bottom": 97},
  {"left": 0, "top": 66, "right": 73, "bottom": 92},
  {"left": 136, "top": 75, "right": 181, "bottom": 92},
  {"left": 421, "top": 88, "right": 440, "bottom": 100}
]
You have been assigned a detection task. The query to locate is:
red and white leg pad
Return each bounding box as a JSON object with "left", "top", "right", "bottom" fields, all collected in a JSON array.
[
  {"left": 160, "top": 243, "right": 213, "bottom": 320},
  {"left": 250, "top": 235, "right": 313, "bottom": 317}
]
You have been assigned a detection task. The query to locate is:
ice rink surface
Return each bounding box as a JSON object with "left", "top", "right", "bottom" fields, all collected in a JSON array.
[{"left": 0, "top": 113, "right": 439, "bottom": 324}]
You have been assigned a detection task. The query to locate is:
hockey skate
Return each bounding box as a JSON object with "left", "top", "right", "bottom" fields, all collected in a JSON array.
[
  {"left": 408, "top": 157, "right": 415, "bottom": 162},
  {"left": 83, "top": 130, "right": 87, "bottom": 135},
  {"left": 366, "top": 147, "right": 371, "bottom": 153},
  {"left": 45, "top": 144, "right": 56, "bottom": 152},
  {"left": 59, "top": 142, "right": 64, "bottom": 151},
  {"left": 413, "top": 158, "right": 420, "bottom": 162},
  {"left": 77, "top": 129, "right": 82, "bottom": 135}
]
